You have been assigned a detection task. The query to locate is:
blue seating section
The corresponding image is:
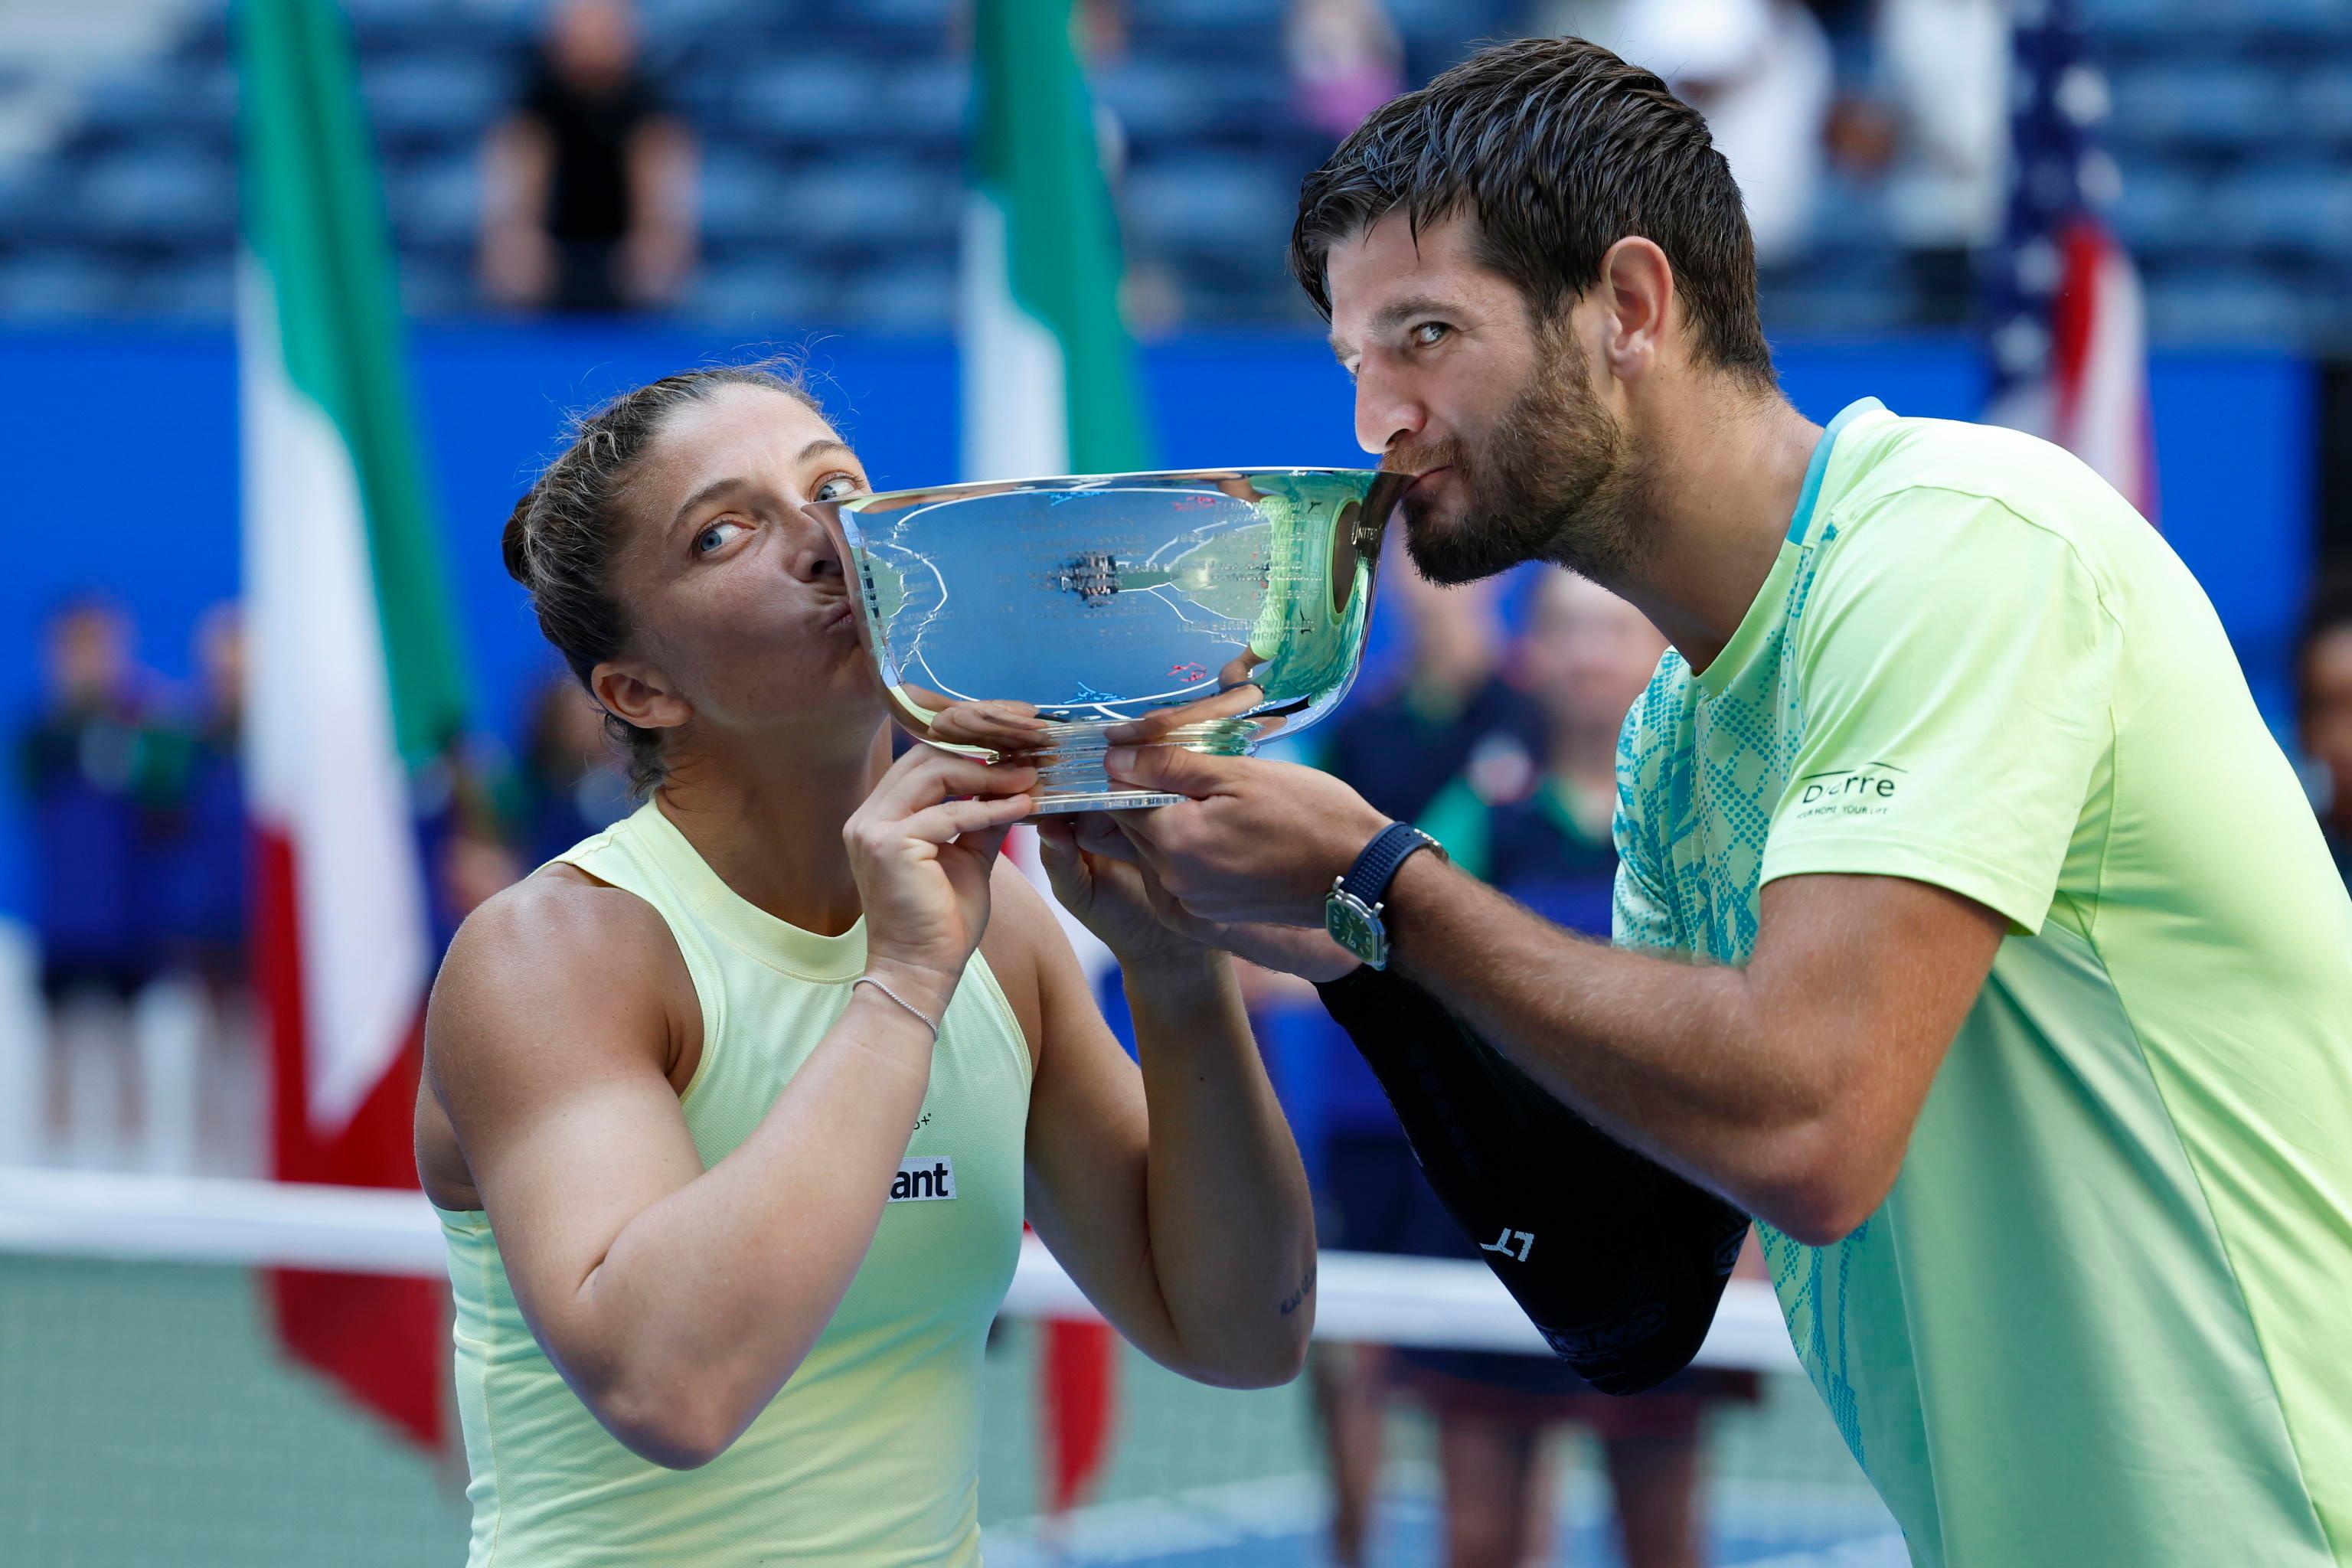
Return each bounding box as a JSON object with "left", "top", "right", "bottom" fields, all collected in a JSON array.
[{"left": 0, "top": 0, "right": 2343, "bottom": 343}]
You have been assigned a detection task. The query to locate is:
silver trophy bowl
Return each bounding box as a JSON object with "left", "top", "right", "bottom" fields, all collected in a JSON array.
[{"left": 808, "top": 467, "right": 1404, "bottom": 812}]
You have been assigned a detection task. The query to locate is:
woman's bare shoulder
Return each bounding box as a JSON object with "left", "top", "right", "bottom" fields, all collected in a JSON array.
[{"left": 427, "top": 861, "right": 697, "bottom": 1089}]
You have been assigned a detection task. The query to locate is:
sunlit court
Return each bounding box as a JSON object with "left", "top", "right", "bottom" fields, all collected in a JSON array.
[{"left": 2, "top": 2, "right": 2349, "bottom": 1566}]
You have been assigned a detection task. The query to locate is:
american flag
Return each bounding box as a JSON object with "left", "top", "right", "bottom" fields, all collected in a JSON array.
[{"left": 1981, "top": 0, "right": 2158, "bottom": 522}]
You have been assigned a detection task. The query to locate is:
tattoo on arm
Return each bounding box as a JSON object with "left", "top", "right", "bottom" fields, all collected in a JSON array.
[{"left": 1278, "top": 1263, "right": 1316, "bottom": 1318}]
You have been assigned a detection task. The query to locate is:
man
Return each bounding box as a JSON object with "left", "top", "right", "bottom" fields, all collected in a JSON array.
[
  {"left": 1106, "top": 37, "right": 2352, "bottom": 1568},
  {"left": 478, "top": 0, "right": 695, "bottom": 314}
]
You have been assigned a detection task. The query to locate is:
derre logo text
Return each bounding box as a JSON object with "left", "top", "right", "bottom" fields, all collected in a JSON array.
[
  {"left": 890, "top": 1156, "right": 957, "bottom": 1203},
  {"left": 1790, "top": 763, "right": 1906, "bottom": 821}
]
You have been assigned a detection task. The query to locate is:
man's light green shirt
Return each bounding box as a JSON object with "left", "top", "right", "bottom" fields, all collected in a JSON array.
[{"left": 1612, "top": 400, "right": 2352, "bottom": 1566}]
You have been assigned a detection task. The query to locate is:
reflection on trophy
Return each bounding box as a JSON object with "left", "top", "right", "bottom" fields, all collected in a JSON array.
[{"left": 807, "top": 468, "right": 1406, "bottom": 812}]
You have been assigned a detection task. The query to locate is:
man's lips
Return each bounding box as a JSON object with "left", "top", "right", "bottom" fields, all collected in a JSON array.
[{"left": 1403, "top": 465, "right": 1453, "bottom": 499}]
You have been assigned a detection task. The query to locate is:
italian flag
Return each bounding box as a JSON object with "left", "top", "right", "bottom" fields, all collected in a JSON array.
[
  {"left": 962, "top": 0, "right": 1151, "bottom": 1517},
  {"left": 240, "top": 0, "right": 468, "bottom": 1448}
]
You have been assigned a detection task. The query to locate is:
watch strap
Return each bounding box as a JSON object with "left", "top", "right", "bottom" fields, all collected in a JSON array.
[{"left": 1341, "top": 822, "right": 1436, "bottom": 907}]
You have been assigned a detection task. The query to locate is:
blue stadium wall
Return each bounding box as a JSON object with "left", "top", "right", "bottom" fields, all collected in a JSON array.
[{"left": 0, "top": 327, "right": 2315, "bottom": 917}]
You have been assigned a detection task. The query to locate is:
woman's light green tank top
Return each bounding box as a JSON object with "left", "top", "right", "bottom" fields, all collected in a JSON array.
[{"left": 433, "top": 799, "right": 1033, "bottom": 1566}]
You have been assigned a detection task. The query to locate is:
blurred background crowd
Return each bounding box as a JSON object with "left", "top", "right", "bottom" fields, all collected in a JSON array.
[
  {"left": 2, "top": 0, "right": 2350, "bottom": 339},
  {"left": 7, "top": 0, "right": 2348, "bottom": 1160},
  {"left": 3, "top": 2, "right": 2350, "bottom": 1563}
]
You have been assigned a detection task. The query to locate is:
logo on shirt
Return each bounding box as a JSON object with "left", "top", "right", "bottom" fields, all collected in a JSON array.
[
  {"left": 1789, "top": 762, "right": 1906, "bottom": 821},
  {"left": 889, "top": 1156, "right": 957, "bottom": 1203}
]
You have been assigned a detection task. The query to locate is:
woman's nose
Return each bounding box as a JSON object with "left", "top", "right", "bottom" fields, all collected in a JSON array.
[{"left": 782, "top": 514, "right": 845, "bottom": 584}]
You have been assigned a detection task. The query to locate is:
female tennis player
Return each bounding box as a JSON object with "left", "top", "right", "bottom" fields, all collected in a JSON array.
[{"left": 413, "top": 364, "right": 1317, "bottom": 1566}]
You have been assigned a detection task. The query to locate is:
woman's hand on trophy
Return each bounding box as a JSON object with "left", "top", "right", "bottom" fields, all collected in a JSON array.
[
  {"left": 1033, "top": 812, "right": 1210, "bottom": 969},
  {"left": 1099, "top": 684, "right": 1265, "bottom": 748},
  {"left": 924, "top": 698, "right": 1052, "bottom": 753},
  {"left": 844, "top": 744, "right": 1037, "bottom": 1009}
]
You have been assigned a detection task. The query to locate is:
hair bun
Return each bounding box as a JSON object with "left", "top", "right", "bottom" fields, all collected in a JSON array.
[{"left": 501, "top": 490, "right": 537, "bottom": 586}]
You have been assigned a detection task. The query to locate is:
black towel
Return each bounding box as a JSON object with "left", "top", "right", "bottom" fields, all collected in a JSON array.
[{"left": 1315, "top": 965, "right": 1751, "bottom": 1394}]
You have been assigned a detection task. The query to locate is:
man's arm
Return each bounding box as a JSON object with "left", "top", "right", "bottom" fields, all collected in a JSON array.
[
  {"left": 1381, "top": 854, "right": 2004, "bottom": 1243},
  {"left": 1102, "top": 747, "right": 2003, "bottom": 1245}
]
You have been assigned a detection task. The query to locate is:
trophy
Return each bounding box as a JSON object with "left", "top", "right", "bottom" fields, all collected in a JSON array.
[{"left": 807, "top": 468, "right": 1405, "bottom": 812}]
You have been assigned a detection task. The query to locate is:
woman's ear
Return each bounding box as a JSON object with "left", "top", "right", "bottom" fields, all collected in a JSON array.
[{"left": 591, "top": 659, "right": 691, "bottom": 733}]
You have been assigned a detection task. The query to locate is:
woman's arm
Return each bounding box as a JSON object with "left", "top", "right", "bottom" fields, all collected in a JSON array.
[
  {"left": 1007, "top": 831, "right": 1317, "bottom": 1390},
  {"left": 426, "top": 747, "right": 1034, "bottom": 1468}
]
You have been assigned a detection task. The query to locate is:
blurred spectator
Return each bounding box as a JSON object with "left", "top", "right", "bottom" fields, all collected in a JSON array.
[
  {"left": 1540, "top": 0, "right": 1833, "bottom": 268},
  {"left": 1290, "top": 565, "right": 1543, "bottom": 1567},
  {"left": 1287, "top": 0, "right": 1406, "bottom": 144},
  {"left": 2302, "top": 566, "right": 2352, "bottom": 887},
  {"left": 1870, "top": 0, "right": 2007, "bottom": 322},
  {"left": 479, "top": 0, "right": 697, "bottom": 314},
  {"left": 19, "top": 596, "right": 161, "bottom": 1161},
  {"left": 1393, "top": 567, "right": 1756, "bottom": 1568},
  {"left": 145, "top": 603, "right": 249, "bottom": 988},
  {"left": 515, "top": 674, "right": 632, "bottom": 871}
]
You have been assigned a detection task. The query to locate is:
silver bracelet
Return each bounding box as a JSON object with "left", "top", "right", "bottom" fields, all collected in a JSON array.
[{"left": 851, "top": 975, "right": 942, "bottom": 1042}]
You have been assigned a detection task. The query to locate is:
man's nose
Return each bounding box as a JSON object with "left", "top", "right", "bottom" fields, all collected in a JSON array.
[{"left": 1354, "top": 360, "right": 1425, "bottom": 457}]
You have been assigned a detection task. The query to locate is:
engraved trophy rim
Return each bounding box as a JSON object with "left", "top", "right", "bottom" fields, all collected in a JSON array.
[{"left": 806, "top": 466, "right": 1403, "bottom": 812}]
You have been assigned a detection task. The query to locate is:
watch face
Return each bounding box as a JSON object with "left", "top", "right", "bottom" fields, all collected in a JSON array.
[{"left": 1324, "top": 890, "right": 1388, "bottom": 969}]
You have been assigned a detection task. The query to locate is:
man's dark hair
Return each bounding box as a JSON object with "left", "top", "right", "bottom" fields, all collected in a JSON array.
[{"left": 1290, "top": 35, "right": 1774, "bottom": 385}]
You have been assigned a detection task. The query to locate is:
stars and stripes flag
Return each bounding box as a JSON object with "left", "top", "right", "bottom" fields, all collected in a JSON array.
[{"left": 1981, "top": 0, "right": 2158, "bottom": 522}]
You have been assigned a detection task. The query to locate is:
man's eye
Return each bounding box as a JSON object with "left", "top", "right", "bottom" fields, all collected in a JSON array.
[
  {"left": 694, "top": 520, "right": 746, "bottom": 555},
  {"left": 1412, "top": 322, "right": 1451, "bottom": 347},
  {"left": 814, "top": 473, "right": 865, "bottom": 503}
]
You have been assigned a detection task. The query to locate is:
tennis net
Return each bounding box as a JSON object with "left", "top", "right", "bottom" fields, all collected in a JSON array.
[{"left": 0, "top": 1166, "right": 1901, "bottom": 1566}]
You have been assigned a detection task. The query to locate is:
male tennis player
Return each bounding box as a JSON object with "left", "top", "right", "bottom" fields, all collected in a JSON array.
[{"left": 1102, "top": 37, "right": 2352, "bottom": 1568}]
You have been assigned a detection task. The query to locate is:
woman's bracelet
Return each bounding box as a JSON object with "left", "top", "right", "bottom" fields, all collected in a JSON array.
[{"left": 851, "top": 974, "right": 943, "bottom": 1042}]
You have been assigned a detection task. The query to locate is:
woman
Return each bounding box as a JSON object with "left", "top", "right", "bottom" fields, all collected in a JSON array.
[{"left": 414, "top": 364, "right": 1317, "bottom": 1566}]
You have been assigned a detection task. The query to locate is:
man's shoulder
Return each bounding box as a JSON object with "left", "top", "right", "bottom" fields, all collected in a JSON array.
[{"left": 1828, "top": 412, "right": 2147, "bottom": 553}]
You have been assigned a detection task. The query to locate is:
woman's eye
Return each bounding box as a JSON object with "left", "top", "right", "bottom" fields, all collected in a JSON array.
[
  {"left": 694, "top": 519, "right": 747, "bottom": 555},
  {"left": 813, "top": 472, "right": 864, "bottom": 504},
  {"left": 1412, "top": 322, "right": 1451, "bottom": 347}
]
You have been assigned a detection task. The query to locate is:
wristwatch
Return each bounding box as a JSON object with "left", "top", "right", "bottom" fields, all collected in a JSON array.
[{"left": 1323, "top": 822, "right": 1446, "bottom": 970}]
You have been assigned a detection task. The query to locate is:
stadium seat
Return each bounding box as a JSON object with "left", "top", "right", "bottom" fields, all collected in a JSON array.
[
  {"left": 2216, "top": 163, "right": 2352, "bottom": 261},
  {"left": 2110, "top": 166, "right": 2207, "bottom": 256},
  {"left": 2107, "top": 64, "right": 2278, "bottom": 150},
  {"left": 361, "top": 56, "right": 508, "bottom": 152},
  {"left": 384, "top": 154, "right": 485, "bottom": 253},
  {"left": 729, "top": 56, "right": 887, "bottom": 146},
  {"left": 75, "top": 149, "right": 235, "bottom": 249}
]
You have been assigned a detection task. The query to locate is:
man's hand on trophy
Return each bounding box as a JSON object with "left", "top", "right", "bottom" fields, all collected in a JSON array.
[
  {"left": 1047, "top": 810, "right": 1361, "bottom": 983},
  {"left": 1103, "top": 746, "right": 1387, "bottom": 929}
]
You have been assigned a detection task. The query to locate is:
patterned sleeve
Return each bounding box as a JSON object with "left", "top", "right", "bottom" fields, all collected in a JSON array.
[{"left": 1610, "top": 666, "right": 1686, "bottom": 956}]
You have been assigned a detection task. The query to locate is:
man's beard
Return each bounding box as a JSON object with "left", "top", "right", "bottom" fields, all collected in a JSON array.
[{"left": 1392, "top": 333, "right": 1648, "bottom": 587}]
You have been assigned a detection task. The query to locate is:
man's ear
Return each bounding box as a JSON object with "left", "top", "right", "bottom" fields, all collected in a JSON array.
[
  {"left": 591, "top": 658, "right": 691, "bottom": 733},
  {"left": 1594, "top": 236, "right": 1676, "bottom": 385}
]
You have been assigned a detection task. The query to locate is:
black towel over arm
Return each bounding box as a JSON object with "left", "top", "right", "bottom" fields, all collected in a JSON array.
[{"left": 1315, "top": 965, "right": 1750, "bottom": 1395}]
